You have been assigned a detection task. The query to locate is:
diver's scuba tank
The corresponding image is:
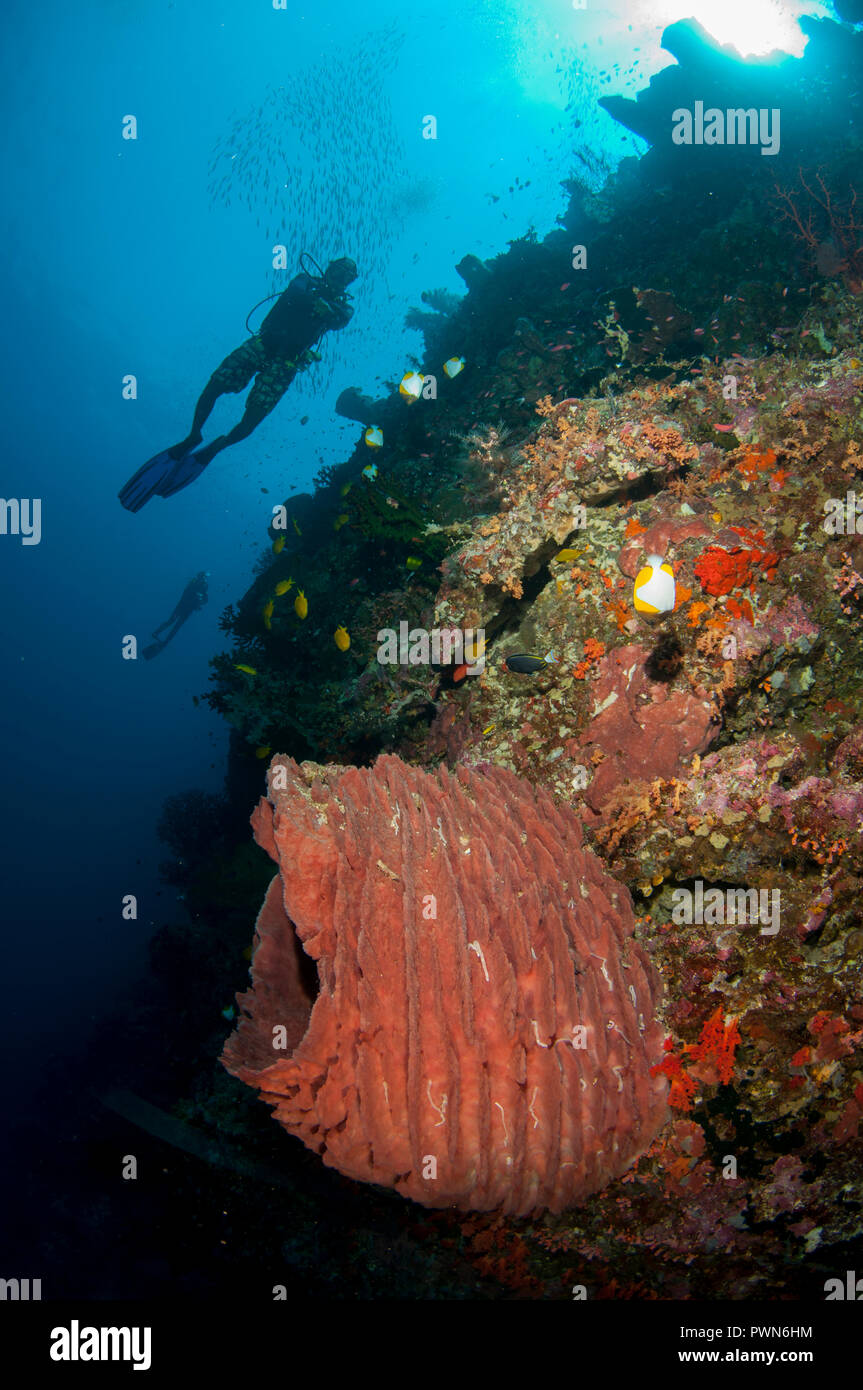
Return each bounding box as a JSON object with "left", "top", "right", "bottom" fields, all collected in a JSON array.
[{"left": 245, "top": 252, "right": 352, "bottom": 337}]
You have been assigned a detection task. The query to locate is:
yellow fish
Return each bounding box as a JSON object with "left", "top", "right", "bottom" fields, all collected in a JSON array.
[
  {"left": 255, "top": 745, "right": 271, "bottom": 759},
  {"left": 399, "top": 371, "right": 424, "bottom": 401},
  {"left": 633, "top": 555, "right": 676, "bottom": 615},
  {"left": 292, "top": 516, "right": 302, "bottom": 536},
  {"left": 272, "top": 534, "right": 285, "bottom": 554},
  {"left": 274, "top": 578, "right": 293, "bottom": 596},
  {"left": 333, "top": 513, "right": 349, "bottom": 531},
  {"left": 334, "top": 625, "right": 350, "bottom": 651},
  {"left": 294, "top": 589, "right": 308, "bottom": 619},
  {"left": 262, "top": 598, "right": 274, "bottom": 629},
  {"left": 340, "top": 481, "right": 353, "bottom": 497},
  {"left": 234, "top": 664, "right": 257, "bottom": 675},
  {"left": 482, "top": 723, "right": 495, "bottom": 736},
  {"left": 554, "top": 548, "right": 583, "bottom": 563},
  {"left": 405, "top": 556, "right": 423, "bottom": 570}
]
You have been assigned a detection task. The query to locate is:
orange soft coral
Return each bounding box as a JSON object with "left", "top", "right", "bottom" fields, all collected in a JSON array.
[
  {"left": 650, "top": 1009, "right": 742, "bottom": 1111},
  {"left": 725, "top": 595, "right": 754, "bottom": 624},
  {"left": 737, "top": 447, "right": 777, "bottom": 482},
  {"left": 605, "top": 597, "right": 630, "bottom": 632},
  {"left": 694, "top": 547, "right": 753, "bottom": 596},
  {"left": 688, "top": 1008, "right": 742, "bottom": 1084},
  {"left": 573, "top": 637, "right": 606, "bottom": 679},
  {"left": 651, "top": 1050, "right": 699, "bottom": 1111},
  {"left": 695, "top": 528, "right": 780, "bottom": 596}
]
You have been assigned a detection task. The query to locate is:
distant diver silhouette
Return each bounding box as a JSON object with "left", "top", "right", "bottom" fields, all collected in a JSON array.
[{"left": 142, "top": 571, "right": 209, "bottom": 661}]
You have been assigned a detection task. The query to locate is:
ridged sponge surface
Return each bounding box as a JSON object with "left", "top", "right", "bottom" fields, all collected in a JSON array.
[{"left": 222, "top": 754, "right": 668, "bottom": 1214}]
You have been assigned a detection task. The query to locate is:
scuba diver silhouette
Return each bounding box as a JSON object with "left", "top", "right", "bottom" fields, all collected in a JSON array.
[
  {"left": 143, "top": 572, "right": 209, "bottom": 661},
  {"left": 119, "top": 254, "right": 358, "bottom": 512}
]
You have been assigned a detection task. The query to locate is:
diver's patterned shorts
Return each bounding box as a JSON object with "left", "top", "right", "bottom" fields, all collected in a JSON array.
[{"left": 209, "top": 336, "right": 302, "bottom": 415}]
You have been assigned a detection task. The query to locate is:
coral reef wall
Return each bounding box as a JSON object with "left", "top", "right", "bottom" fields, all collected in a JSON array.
[
  {"left": 196, "top": 16, "right": 863, "bottom": 1296},
  {"left": 222, "top": 754, "right": 668, "bottom": 1214}
]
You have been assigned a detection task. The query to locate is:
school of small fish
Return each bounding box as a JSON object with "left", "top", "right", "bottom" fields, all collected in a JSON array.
[{"left": 207, "top": 25, "right": 408, "bottom": 397}]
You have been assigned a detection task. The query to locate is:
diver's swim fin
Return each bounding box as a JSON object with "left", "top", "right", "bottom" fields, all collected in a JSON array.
[
  {"left": 142, "top": 639, "right": 167, "bottom": 661},
  {"left": 155, "top": 449, "right": 209, "bottom": 499},
  {"left": 118, "top": 449, "right": 178, "bottom": 513},
  {"left": 119, "top": 448, "right": 209, "bottom": 512}
]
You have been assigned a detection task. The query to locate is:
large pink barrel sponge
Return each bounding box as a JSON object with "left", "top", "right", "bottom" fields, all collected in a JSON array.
[{"left": 222, "top": 755, "right": 668, "bottom": 1215}]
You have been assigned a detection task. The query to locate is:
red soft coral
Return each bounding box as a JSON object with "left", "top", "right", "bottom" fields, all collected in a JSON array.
[
  {"left": 651, "top": 1009, "right": 742, "bottom": 1110},
  {"left": 695, "top": 529, "right": 781, "bottom": 597},
  {"left": 694, "top": 547, "right": 753, "bottom": 596}
]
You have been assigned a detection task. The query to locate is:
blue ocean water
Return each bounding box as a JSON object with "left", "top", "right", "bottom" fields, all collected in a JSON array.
[{"left": 0, "top": 0, "right": 664, "bottom": 1074}]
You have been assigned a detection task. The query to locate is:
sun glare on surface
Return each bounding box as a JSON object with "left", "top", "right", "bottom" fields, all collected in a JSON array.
[{"left": 631, "top": 0, "right": 820, "bottom": 58}]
